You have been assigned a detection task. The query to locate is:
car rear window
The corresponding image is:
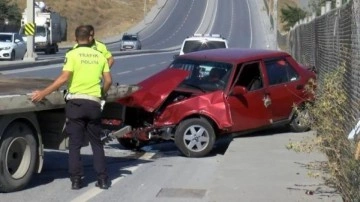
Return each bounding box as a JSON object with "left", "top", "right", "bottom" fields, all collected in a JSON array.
[
  {"left": 122, "top": 35, "right": 138, "bottom": 41},
  {"left": 183, "top": 41, "right": 226, "bottom": 54}
]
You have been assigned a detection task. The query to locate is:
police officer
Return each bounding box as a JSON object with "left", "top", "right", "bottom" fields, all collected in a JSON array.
[
  {"left": 73, "top": 24, "right": 114, "bottom": 68},
  {"left": 31, "top": 25, "right": 112, "bottom": 190}
]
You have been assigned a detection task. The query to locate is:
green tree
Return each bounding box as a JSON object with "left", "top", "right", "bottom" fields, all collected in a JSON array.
[
  {"left": 280, "top": 4, "right": 307, "bottom": 31},
  {"left": 0, "top": 0, "right": 21, "bottom": 25}
]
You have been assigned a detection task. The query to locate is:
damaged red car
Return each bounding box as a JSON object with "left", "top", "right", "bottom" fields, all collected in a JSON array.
[{"left": 102, "top": 48, "right": 316, "bottom": 157}]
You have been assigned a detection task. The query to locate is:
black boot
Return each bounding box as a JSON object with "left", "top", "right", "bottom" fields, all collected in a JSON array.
[
  {"left": 71, "top": 177, "right": 83, "bottom": 190},
  {"left": 95, "top": 178, "right": 110, "bottom": 189}
]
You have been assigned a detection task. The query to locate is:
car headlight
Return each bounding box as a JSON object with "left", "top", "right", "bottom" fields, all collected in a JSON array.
[{"left": 3, "top": 47, "right": 11, "bottom": 50}]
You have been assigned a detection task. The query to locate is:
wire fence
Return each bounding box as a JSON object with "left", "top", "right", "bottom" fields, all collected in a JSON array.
[{"left": 284, "top": 0, "right": 360, "bottom": 128}]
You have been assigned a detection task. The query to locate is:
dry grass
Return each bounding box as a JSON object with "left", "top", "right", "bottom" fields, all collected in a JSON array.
[
  {"left": 11, "top": 0, "right": 156, "bottom": 44},
  {"left": 288, "top": 66, "right": 360, "bottom": 201}
]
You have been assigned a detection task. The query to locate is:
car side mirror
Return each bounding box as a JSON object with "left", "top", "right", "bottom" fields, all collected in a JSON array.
[
  {"left": 15, "top": 39, "right": 20, "bottom": 43},
  {"left": 173, "top": 54, "right": 179, "bottom": 59},
  {"left": 232, "top": 86, "right": 247, "bottom": 95}
]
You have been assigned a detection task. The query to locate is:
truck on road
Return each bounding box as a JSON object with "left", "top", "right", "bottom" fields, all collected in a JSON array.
[
  {"left": 0, "top": 77, "right": 138, "bottom": 192},
  {"left": 20, "top": 1, "right": 67, "bottom": 54}
]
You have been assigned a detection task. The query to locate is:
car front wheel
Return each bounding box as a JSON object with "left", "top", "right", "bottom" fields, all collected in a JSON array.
[
  {"left": 10, "top": 51, "right": 15, "bottom": 61},
  {"left": 174, "top": 118, "right": 215, "bottom": 157}
]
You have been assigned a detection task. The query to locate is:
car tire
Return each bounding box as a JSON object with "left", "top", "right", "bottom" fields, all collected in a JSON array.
[
  {"left": 174, "top": 118, "right": 215, "bottom": 157},
  {"left": 0, "top": 122, "right": 37, "bottom": 193},
  {"left": 289, "top": 107, "right": 310, "bottom": 132},
  {"left": 10, "top": 51, "right": 15, "bottom": 61},
  {"left": 117, "top": 138, "right": 147, "bottom": 150}
]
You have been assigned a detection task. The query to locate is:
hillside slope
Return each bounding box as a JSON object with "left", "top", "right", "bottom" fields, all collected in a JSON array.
[{"left": 11, "top": 0, "right": 156, "bottom": 44}]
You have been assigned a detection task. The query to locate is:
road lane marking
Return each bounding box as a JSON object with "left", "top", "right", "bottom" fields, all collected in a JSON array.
[
  {"left": 207, "top": 0, "right": 218, "bottom": 33},
  {"left": 116, "top": 70, "right": 132, "bottom": 75},
  {"left": 142, "top": 0, "right": 179, "bottom": 42},
  {"left": 195, "top": 0, "right": 209, "bottom": 34},
  {"left": 246, "top": 0, "right": 253, "bottom": 48},
  {"left": 71, "top": 152, "right": 156, "bottom": 202},
  {"left": 135, "top": 67, "right": 146, "bottom": 71}
]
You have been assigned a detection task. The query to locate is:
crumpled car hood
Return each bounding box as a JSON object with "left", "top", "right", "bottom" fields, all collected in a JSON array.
[{"left": 117, "top": 68, "right": 189, "bottom": 112}]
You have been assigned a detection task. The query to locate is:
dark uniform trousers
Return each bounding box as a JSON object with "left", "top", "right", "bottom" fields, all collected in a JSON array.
[{"left": 65, "top": 99, "right": 108, "bottom": 180}]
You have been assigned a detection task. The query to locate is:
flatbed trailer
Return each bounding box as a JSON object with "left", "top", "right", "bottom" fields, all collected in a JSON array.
[{"left": 0, "top": 77, "right": 138, "bottom": 192}]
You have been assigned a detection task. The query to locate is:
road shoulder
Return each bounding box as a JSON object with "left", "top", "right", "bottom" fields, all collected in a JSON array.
[{"left": 205, "top": 131, "right": 342, "bottom": 202}]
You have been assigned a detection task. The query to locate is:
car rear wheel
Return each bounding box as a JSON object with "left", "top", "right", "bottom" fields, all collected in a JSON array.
[
  {"left": 289, "top": 107, "right": 310, "bottom": 132},
  {"left": 174, "top": 118, "right": 215, "bottom": 157},
  {"left": 0, "top": 122, "right": 37, "bottom": 192}
]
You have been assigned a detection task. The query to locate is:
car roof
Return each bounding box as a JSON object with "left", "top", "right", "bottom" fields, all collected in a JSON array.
[
  {"left": 185, "top": 35, "right": 227, "bottom": 42},
  {"left": 177, "top": 48, "right": 290, "bottom": 64}
]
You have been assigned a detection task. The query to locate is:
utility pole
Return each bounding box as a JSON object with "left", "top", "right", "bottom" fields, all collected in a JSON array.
[{"left": 23, "top": 0, "right": 37, "bottom": 61}]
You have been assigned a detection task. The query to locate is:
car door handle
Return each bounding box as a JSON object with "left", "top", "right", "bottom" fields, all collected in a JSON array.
[{"left": 296, "top": 85, "right": 303, "bottom": 90}]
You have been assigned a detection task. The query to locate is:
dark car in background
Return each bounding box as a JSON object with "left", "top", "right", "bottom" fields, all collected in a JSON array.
[
  {"left": 119, "top": 33, "right": 141, "bottom": 51},
  {"left": 104, "top": 48, "right": 316, "bottom": 157}
]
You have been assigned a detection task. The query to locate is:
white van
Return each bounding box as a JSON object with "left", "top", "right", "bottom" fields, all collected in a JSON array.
[{"left": 179, "top": 34, "right": 228, "bottom": 55}]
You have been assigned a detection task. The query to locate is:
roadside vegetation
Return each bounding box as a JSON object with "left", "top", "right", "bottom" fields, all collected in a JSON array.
[
  {"left": 0, "top": 0, "right": 21, "bottom": 25},
  {"left": 288, "top": 66, "right": 360, "bottom": 201},
  {"left": 280, "top": 4, "right": 307, "bottom": 31}
]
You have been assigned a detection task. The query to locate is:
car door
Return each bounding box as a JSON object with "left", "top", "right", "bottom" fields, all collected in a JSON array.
[
  {"left": 263, "top": 57, "right": 303, "bottom": 122},
  {"left": 14, "top": 34, "right": 26, "bottom": 57},
  {"left": 227, "top": 61, "right": 272, "bottom": 132}
]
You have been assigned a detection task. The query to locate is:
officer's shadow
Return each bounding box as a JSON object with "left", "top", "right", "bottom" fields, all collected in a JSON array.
[{"left": 27, "top": 149, "right": 150, "bottom": 190}]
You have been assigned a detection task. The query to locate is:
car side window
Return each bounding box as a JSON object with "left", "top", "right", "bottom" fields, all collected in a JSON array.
[
  {"left": 264, "top": 58, "right": 299, "bottom": 85},
  {"left": 15, "top": 34, "right": 23, "bottom": 42},
  {"left": 235, "top": 62, "right": 263, "bottom": 91}
]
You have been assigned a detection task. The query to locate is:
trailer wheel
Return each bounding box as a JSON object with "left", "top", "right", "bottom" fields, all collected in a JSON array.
[
  {"left": 174, "top": 118, "right": 215, "bottom": 157},
  {"left": 0, "top": 122, "right": 37, "bottom": 193}
]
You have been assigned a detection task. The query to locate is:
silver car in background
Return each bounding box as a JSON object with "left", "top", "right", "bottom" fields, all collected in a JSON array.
[{"left": 119, "top": 33, "right": 141, "bottom": 51}]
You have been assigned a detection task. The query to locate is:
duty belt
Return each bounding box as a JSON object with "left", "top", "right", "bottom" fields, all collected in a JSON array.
[{"left": 66, "top": 94, "right": 101, "bottom": 104}]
